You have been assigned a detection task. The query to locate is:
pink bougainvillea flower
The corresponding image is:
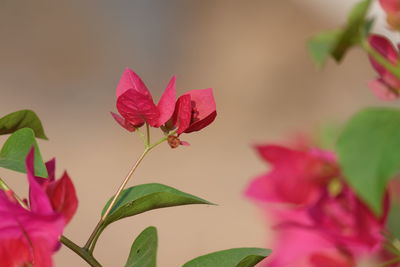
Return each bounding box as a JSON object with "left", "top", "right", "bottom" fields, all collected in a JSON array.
[
  {"left": 30, "top": 157, "right": 78, "bottom": 224},
  {"left": 245, "top": 145, "right": 339, "bottom": 205},
  {"left": 264, "top": 187, "right": 386, "bottom": 267},
  {"left": 368, "top": 34, "right": 400, "bottom": 100},
  {"left": 245, "top": 140, "right": 388, "bottom": 266},
  {"left": 113, "top": 68, "right": 176, "bottom": 130},
  {"left": 265, "top": 211, "right": 355, "bottom": 267},
  {"left": 0, "top": 148, "right": 65, "bottom": 267},
  {"left": 170, "top": 88, "right": 217, "bottom": 134},
  {"left": 308, "top": 187, "right": 387, "bottom": 254},
  {"left": 380, "top": 0, "right": 400, "bottom": 30},
  {"left": 161, "top": 88, "right": 216, "bottom": 148},
  {"left": 0, "top": 192, "right": 64, "bottom": 267}
]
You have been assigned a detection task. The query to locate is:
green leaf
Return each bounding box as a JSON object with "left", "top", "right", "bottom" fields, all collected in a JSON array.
[
  {"left": 337, "top": 107, "right": 400, "bottom": 215},
  {"left": 308, "top": 30, "right": 342, "bottom": 68},
  {"left": 101, "top": 183, "right": 214, "bottom": 228},
  {"left": 125, "top": 226, "right": 157, "bottom": 267},
  {"left": 182, "top": 248, "right": 271, "bottom": 267},
  {"left": 308, "top": 0, "right": 372, "bottom": 67},
  {"left": 0, "top": 128, "right": 47, "bottom": 177},
  {"left": 0, "top": 110, "right": 48, "bottom": 139}
]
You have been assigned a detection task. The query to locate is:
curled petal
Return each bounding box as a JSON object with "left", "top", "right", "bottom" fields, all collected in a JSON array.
[
  {"left": 110, "top": 112, "right": 136, "bottom": 132},
  {"left": 172, "top": 94, "right": 192, "bottom": 134}
]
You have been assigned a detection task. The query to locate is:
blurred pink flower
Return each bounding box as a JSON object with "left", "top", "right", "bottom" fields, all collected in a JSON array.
[
  {"left": 308, "top": 188, "right": 386, "bottom": 253},
  {"left": 246, "top": 142, "right": 388, "bottom": 266},
  {"left": 31, "top": 158, "right": 78, "bottom": 224},
  {"left": 245, "top": 145, "right": 339, "bottom": 205},
  {"left": 380, "top": 0, "right": 400, "bottom": 30},
  {"left": 0, "top": 148, "right": 66, "bottom": 267},
  {"left": 368, "top": 34, "right": 400, "bottom": 100},
  {"left": 266, "top": 209, "right": 354, "bottom": 267},
  {"left": 112, "top": 68, "right": 176, "bottom": 131}
]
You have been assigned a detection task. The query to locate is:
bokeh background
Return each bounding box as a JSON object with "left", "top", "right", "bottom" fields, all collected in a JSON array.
[{"left": 0, "top": 0, "right": 390, "bottom": 266}]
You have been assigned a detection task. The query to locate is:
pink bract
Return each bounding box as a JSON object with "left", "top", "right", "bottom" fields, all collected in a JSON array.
[
  {"left": 246, "top": 142, "right": 388, "bottom": 266},
  {"left": 265, "top": 212, "right": 354, "bottom": 267},
  {"left": 245, "top": 145, "right": 339, "bottom": 205},
  {"left": 0, "top": 148, "right": 67, "bottom": 267},
  {"left": 171, "top": 88, "right": 217, "bottom": 134},
  {"left": 29, "top": 153, "right": 78, "bottom": 225},
  {"left": 368, "top": 34, "right": 400, "bottom": 100},
  {"left": 114, "top": 68, "right": 176, "bottom": 129}
]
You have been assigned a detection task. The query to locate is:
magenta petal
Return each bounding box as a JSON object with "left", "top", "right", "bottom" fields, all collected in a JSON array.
[
  {"left": 173, "top": 94, "right": 192, "bottom": 134},
  {"left": 186, "top": 88, "right": 216, "bottom": 120},
  {"left": 46, "top": 172, "right": 78, "bottom": 224},
  {"left": 0, "top": 191, "right": 64, "bottom": 267},
  {"left": 368, "top": 79, "right": 399, "bottom": 101},
  {"left": 256, "top": 145, "right": 292, "bottom": 164},
  {"left": 156, "top": 76, "right": 177, "bottom": 127},
  {"left": 180, "top": 88, "right": 217, "bottom": 133},
  {"left": 26, "top": 148, "right": 54, "bottom": 215},
  {"left": 117, "top": 89, "right": 160, "bottom": 127},
  {"left": 267, "top": 223, "right": 334, "bottom": 267},
  {"left": 184, "top": 111, "right": 217, "bottom": 133},
  {"left": 116, "top": 68, "right": 152, "bottom": 98},
  {"left": 110, "top": 112, "right": 136, "bottom": 132},
  {"left": 245, "top": 174, "right": 280, "bottom": 202}
]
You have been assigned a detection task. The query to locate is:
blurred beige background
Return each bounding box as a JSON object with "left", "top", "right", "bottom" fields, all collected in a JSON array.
[{"left": 0, "top": 0, "right": 391, "bottom": 266}]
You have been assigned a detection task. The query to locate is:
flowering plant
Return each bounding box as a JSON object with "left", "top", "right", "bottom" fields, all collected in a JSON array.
[
  {"left": 0, "top": 69, "right": 269, "bottom": 266},
  {"left": 245, "top": 0, "right": 400, "bottom": 266}
]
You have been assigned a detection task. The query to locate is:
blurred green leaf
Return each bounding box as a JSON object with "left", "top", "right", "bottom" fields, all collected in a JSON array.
[
  {"left": 101, "top": 183, "right": 214, "bottom": 228},
  {"left": 0, "top": 128, "right": 47, "bottom": 177},
  {"left": 308, "top": 30, "right": 342, "bottom": 67},
  {"left": 337, "top": 107, "right": 400, "bottom": 215},
  {"left": 308, "top": 0, "right": 372, "bottom": 67},
  {"left": 125, "top": 226, "right": 157, "bottom": 267},
  {"left": 0, "top": 110, "right": 47, "bottom": 139},
  {"left": 182, "top": 248, "right": 271, "bottom": 267}
]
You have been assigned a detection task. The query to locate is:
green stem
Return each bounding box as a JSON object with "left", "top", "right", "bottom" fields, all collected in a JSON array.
[
  {"left": 60, "top": 236, "right": 102, "bottom": 267},
  {"left": 361, "top": 39, "right": 400, "bottom": 79},
  {"left": 84, "top": 126, "right": 172, "bottom": 252},
  {"left": 146, "top": 123, "right": 150, "bottom": 147},
  {"left": 88, "top": 227, "right": 104, "bottom": 253},
  {"left": 84, "top": 148, "right": 150, "bottom": 250},
  {"left": 84, "top": 135, "right": 170, "bottom": 252}
]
